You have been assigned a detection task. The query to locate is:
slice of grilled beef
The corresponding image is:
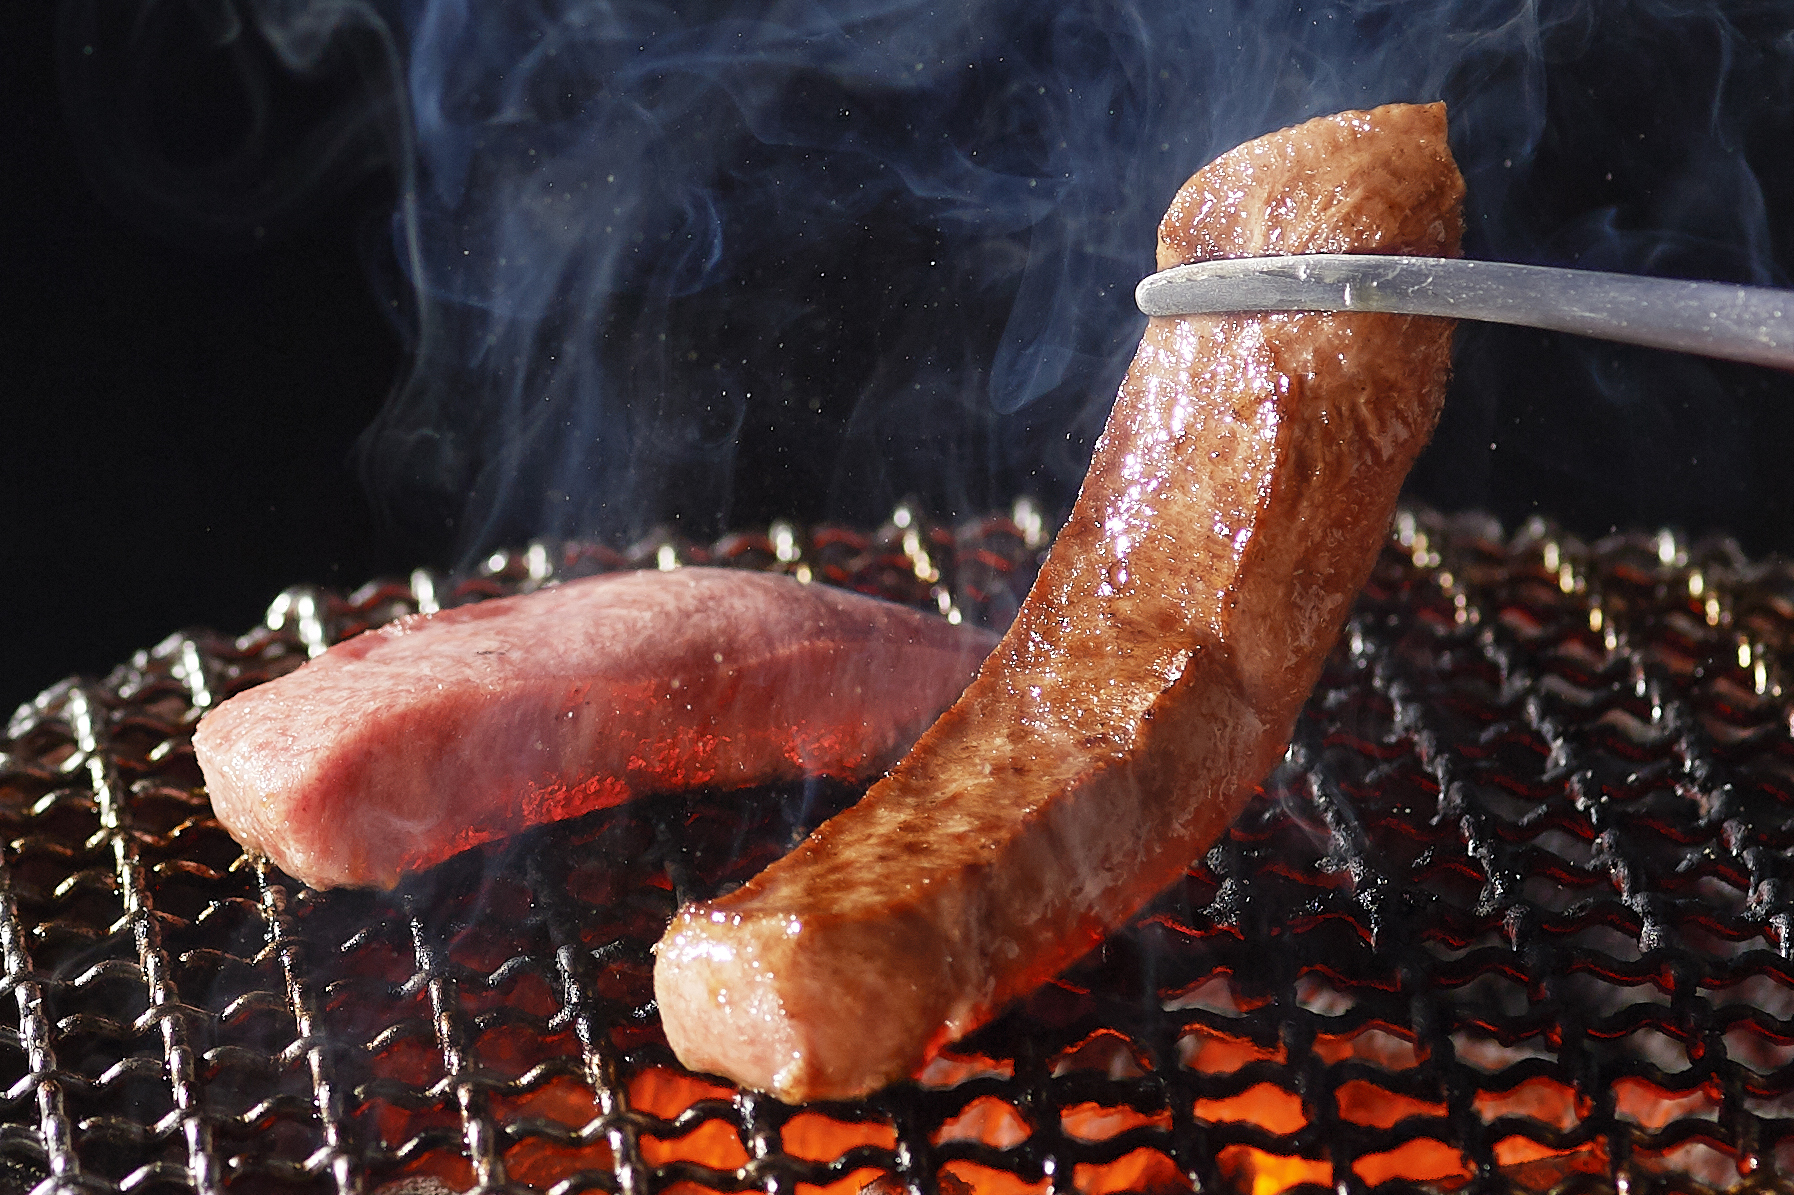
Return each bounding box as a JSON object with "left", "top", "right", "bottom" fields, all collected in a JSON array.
[{"left": 654, "top": 102, "right": 1464, "bottom": 1101}]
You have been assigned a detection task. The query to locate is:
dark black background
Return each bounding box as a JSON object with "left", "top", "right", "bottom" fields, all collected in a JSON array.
[
  {"left": 7, "top": 1, "right": 1794, "bottom": 714},
  {"left": 4, "top": 2, "right": 404, "bottom": 711}
]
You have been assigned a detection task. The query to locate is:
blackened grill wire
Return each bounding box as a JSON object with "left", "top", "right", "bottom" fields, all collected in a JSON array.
[{"left": 0, "top": 508, "right": 1789, "bottom": 1195}]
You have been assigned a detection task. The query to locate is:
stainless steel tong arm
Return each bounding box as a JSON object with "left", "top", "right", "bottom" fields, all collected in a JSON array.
[{"left": 1134, "top": 254, "right": 1794, "bottom": 371}]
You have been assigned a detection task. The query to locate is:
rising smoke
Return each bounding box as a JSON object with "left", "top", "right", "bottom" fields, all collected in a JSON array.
[{"left": 59, "top": 0, "right": 1794, "bottom": 562}]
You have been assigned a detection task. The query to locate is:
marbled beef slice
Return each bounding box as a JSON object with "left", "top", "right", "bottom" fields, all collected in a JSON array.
[{"left": 195, "top": 568, "right": 997, "bottom": 889}]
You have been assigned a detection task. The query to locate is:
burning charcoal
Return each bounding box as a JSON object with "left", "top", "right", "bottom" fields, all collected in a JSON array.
[{"left": 6, "top": 511, "right": 1794, "bottom": 1192}]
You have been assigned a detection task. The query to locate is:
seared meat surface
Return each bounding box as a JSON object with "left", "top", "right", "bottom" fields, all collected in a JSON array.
[
  {"left": 195, "top": 568, "right": 996, "bottom": 889},
  {"left": 654, "top": 103, "right": 1464, "bottom": 1101}
]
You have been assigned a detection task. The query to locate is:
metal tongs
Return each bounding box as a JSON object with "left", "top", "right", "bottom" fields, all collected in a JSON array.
[{"left": 1135, "top": 255, "right": 1794, "bottom": 370}]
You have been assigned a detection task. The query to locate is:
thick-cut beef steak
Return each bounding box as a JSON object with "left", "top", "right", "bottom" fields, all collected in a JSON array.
[{"left": 654, "top": 103, "right": 1464, "bottom": 1101}]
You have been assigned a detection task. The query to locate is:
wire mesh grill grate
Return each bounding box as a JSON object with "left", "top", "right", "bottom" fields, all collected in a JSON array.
[{"left": 2, "top": 506, "right": 1792, "bottom": 1195}]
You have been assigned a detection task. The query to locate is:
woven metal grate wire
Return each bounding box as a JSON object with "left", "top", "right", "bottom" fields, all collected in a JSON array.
[{"left": 2, "top": 505, "right": 1793, "bottom": 1195}]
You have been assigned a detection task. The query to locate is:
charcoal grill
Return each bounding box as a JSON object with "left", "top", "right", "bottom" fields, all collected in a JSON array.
[{"left": 3, "top": 504, "right": 1793, "bottom": 1195}]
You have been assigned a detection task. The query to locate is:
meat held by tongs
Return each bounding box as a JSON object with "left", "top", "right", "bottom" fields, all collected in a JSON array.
[{"left": 654, "top": 102, "right": 1465, "bottom": 1101}]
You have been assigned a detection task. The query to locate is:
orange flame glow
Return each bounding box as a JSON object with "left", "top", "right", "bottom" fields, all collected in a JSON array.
[{"left": 379, "top": 1025, "right": 1678, "bottom": 1194}]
